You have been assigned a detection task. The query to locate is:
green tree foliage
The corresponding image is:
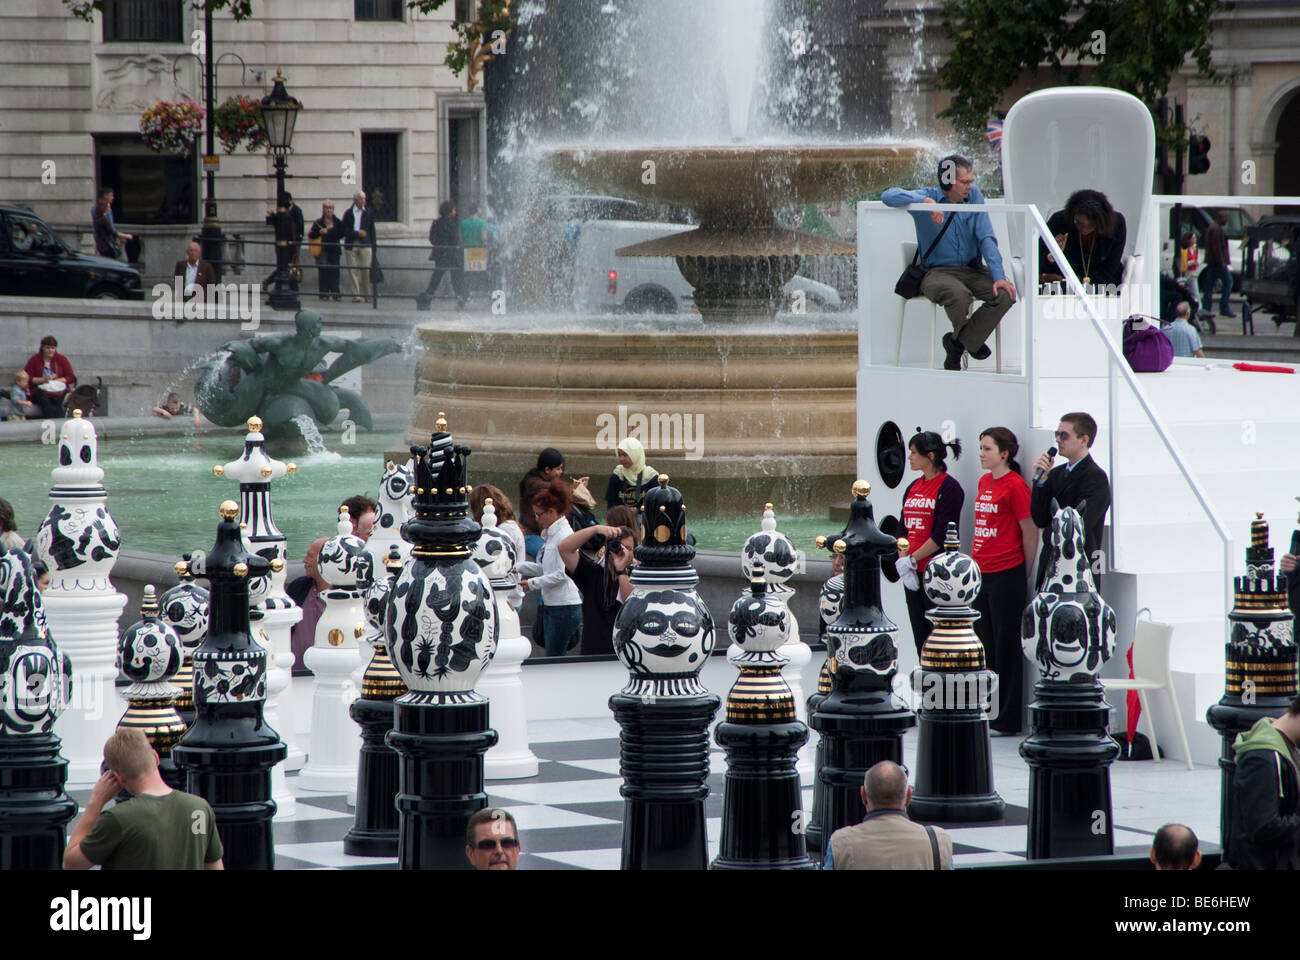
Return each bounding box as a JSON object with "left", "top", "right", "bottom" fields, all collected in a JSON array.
[
  {"left": 938, "top": 0, "right": 1230, "bottom": 134},
  {"left": 64, "top": 0, "right": 254, "bottom": 19},
  {"left": 407, "top": 0, "right": 518, "bottom": 85}
]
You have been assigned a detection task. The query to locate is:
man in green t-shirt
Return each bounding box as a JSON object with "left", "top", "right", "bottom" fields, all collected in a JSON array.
[
  {"left": 459, "top": 204, "right": 487, "bottom": 248},
  {"left": 63, "top": 728, "right": 224, "bottom": 871}
]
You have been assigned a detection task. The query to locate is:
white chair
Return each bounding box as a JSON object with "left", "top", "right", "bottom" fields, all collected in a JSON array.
[
  {"left": 1101, "top": 615, "right": 1194, "bottom": 770},
  {"left": 894, "top": 241, "right": 1002, "bottom": 372}
]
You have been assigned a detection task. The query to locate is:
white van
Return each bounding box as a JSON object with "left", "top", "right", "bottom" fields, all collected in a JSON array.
[{"left": 565, "top": 217, "right": 842, "bottom": 314}]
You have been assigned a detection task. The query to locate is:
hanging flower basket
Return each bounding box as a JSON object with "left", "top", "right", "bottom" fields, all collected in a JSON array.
[
  {"left": 213, "top": 95, "right": 268, "bottom": 154},
  {"left": 139, "top": 99, "right": 205, "bottom": 156}
]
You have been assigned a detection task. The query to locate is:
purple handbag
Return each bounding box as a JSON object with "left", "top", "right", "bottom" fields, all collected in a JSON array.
[{"left": 1122, "top": 316, "right": 1174, "bottom": 373}]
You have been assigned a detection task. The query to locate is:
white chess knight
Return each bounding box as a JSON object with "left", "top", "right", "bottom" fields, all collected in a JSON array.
[
  {"left": 736, "top": 502, "right": 813, "bottom": 784},
  {"left": 367, "top": 458, "right": 414, "bottom": 571},
  {"left": 298, "top": 508, "right": 372, "bottom": 793},
  {"left": 38, "top": 409, "right": 127, "bottom": 785},
  {"left": 473, "top": 498, "right": 538, "bottom": 779}
]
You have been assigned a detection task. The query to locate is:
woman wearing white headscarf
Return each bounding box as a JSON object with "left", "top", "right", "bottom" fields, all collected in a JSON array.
[{"left": 604, "top": 437, "right": 658, "bottom": 510}]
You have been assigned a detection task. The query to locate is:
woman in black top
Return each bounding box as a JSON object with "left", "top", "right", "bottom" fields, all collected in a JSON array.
[
  {"left": 558, "top": 523, "right": 637, "bottom": 656},
  {"left": 420, "top": 200, "right": 469, "bottom": 308},
  {"left": 1039, "top": 189, "right": 1127, "bottom": 289}
]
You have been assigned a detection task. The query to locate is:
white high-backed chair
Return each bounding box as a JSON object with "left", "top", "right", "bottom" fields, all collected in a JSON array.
[
  {"left": 1101, "top": 616, "right": 1195, "bottom": 770},
  {"left": 1001, "top": 86, "right": 1156, "bottom": 298}
]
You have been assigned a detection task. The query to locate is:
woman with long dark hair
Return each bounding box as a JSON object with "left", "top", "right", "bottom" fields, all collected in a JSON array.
[
  {"left": 558, "top": 522, "right": 638, "bottom": 656},
  {"left": 897, "top": 429, "right": 965, "bottom": 658},
  {"left": 1039, "top": 188, "right": 1127, "bottom": 288},
  {"left": 971, "top": 427, "right": 1038, "bottom": 735},
  {"left": 520, "top": 480, "right": 584, "bottom": 657}
]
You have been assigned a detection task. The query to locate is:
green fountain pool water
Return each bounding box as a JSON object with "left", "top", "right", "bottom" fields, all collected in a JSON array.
[{"left": 0, "top": 431, "right": 836, "bottom": 559}]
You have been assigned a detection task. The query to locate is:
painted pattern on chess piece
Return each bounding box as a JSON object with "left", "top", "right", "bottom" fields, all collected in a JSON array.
[
  {"left": 159, "top": 555, "right": 208, "bottom": 728},
  {"left": 907, "top": 522, "right": 1004, "bottom": 822},
  {"left": 115, "top": 584, "right": 186, "bottom": 789},
  {"left": 170, "top": 501, "right": 286, "bottom": 870},
  {"left": 1019, "top": 501, "right": 1120, "bottom": 859},
  {"left": 37, "top": 409, "right": 127, "bottom": 784},
  {"left": 0, "top": 545, "right": 76, "bottom": 868},
  {"left": 712, "top": 577, "right": 815, "bottom": 869},
  {"left": 809, "top": 480, "right": 917, "bottom": 855},
  {"left": 610, "top": 474, "right": 720, "bottom": 869},
  {"left": 1206, "top": 513, "right": 1298, "bottom": 860},
  {"left": 384, "top": 413, "right": 500, "bottom": 869}
]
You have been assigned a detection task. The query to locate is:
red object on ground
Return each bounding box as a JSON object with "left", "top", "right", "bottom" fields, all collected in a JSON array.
[
  {"left": 1126, "top": 644, "right": 1139, "bottom": 744},
  {"left": 1232, "top": 362, "right": 1295, "bottom": 374},
  {"left": 302, "top": 372, "right": 324, "bottom": 382}
]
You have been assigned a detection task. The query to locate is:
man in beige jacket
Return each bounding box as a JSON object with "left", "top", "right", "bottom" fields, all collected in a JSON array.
[{"left": 824, "top": 760, "right": 953, "bottom": 870}]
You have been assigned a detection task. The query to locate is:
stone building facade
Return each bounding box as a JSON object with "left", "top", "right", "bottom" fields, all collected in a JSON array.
[{"left": 0, "top": 0, "right": 484, "bottom": 284}]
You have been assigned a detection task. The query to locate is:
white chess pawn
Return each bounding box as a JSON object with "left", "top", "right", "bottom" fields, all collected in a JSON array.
[
  {"left": 298, "top": 507, "right": 372, "bottom": 793},
  {"left": 474, "top": 498, "right": 538, "bottom": 779},
  {"left": 737, "top": 502, "right": 813, "bottom": 784}
]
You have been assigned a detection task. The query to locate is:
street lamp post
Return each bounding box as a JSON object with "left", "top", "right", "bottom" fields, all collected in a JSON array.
[
  {"left": 198, "top": 6, "right": 224, "bottom": 281},
  {"left": 261, "top": 70, "right": 302, "bottom": 312}
]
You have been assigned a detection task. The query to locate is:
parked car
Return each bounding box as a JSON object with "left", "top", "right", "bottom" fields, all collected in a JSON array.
[
  {"left": 0, "top": 204, "right": 143, "bottom": 299},
  {"left": 567, "top": 217, "right": 842, "bottom": 315}
]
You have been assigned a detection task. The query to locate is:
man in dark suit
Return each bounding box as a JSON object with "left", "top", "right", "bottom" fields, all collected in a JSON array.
[
  {"left": 173, "top": 241, "right": 216, "bottom": 298},
  {"left": 340, "top": 191, "right": 377, "bottom": 303},
  {"left": 1030, "top": 411, "right": 1111, "bottom": 588}
]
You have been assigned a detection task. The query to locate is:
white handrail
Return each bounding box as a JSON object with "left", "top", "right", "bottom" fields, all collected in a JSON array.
[{"left": 861, "top": 200, "right": 1236, "bottom": 619}]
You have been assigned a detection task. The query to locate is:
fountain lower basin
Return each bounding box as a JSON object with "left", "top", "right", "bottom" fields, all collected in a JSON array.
[{"left": 405, "top": 314, "right": 858, "bottom": 515}]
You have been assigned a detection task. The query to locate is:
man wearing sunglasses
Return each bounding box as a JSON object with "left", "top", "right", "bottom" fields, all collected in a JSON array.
[
  {"left": 466, "top": 808, "right": 521, "bottom": 870},
  {"left": 1029, "top": 412, "right": 1112, "bottom": 589}
]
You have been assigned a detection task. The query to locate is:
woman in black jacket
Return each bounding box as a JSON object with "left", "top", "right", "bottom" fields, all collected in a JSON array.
[
  {"left": 308, "top": 202, "right": 344, "bottom": 301},
  {"left": 1039, "top": 189, "right": 1127, "bottom": 289},
  {"left": 419, "top": 200, "right": 468, "bottom": 309}
]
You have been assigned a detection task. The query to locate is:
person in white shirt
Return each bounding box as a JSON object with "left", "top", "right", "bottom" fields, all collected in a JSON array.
[
  {"left": 520, "top": 480, "right": 584, "bottom": 656},
  {"left": 341, "top": 191, "right": 375, "bottom": 303}
]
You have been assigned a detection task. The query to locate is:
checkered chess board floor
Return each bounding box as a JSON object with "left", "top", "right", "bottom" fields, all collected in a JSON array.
[{"left": 66, "top": 716, "right": 1223, "bottom": 869}]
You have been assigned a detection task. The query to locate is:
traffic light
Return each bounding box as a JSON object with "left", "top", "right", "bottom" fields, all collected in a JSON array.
[{"left": 1188, "top": 134, "right": 1211, "bottom": 175}]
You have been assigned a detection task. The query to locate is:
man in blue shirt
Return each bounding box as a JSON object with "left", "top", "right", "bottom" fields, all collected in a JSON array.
[
  {"left": 884, "top": 154, "right": 1017, "bottom": 370},
  {"left": 1164, "top": 301, "right": 1205, "bottom": 358}
]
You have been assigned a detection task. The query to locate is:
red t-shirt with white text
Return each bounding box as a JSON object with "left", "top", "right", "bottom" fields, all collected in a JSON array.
[
  {"left": 901, "top": 472, "right": 949, "bottom": 573},
  {"left": 971, "top": 470, "right": 1032, "bottom": 573}
]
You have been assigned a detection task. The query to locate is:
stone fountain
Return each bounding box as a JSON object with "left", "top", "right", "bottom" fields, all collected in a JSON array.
[{"left": 404, "top": 3, "right": 926, "bottom": 512}]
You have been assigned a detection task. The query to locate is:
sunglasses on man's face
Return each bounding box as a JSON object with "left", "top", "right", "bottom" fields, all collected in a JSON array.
[
  {"left": 474, "top": 837, "right": 519, "bottom": 851},
  {"left": 1054, "top": 431, "right": 1073, "bottom": 441}
]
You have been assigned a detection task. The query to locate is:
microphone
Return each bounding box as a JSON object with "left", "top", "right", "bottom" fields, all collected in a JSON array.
[{"left": 1033, "top": 446, "right": 1057, "bottom": 487}]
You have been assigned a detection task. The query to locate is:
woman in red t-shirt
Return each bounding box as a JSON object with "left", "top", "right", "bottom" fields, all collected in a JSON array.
[
  {"left": 971, "top": 426, "right": 1039, "bottom": 735},
  {"left": 897, "top": 429, "right": 964, "bottom": 659}
]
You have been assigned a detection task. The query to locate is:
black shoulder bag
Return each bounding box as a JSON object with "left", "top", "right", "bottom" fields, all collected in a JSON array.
[{"left": 895, "top": 213, "right": 955, "bottom": 300}]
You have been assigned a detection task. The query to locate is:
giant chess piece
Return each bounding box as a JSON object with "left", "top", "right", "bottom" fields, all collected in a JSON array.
[
  {"left": 299, "top": 507, "right": 371, "bottom": 793},
  {"left": 385, "top": 414, "right": 499, "bottom": 870},
  {"left": 712, "top": 578, "right": 815, "bottom": 869},
  {"left": 1206, "top": 512, "right": 1298, "bottom": 859},
  {"left": 1019, "top": 500, "right": 1119, "bottom": 859},
  {"left": 810, "top": 481, "right": 916, "bottom": 853},
  {"left": 908, "top": 523, "right": 1004, "bottom": 821},
  {"left": 37, "top": 409, "right": 127, "bottom": 784},
  {"left": 214, "top": 415, "right": 301, "bottom": 814},
  {"left": 802, "top": 557, "right": 843, "bottom": 857},
  {"left": 0, "top": 546, "right": 76, "bottom": 869},
  {"left": 344, "top": 546, "right": 407, "bottom": 856},
  {"left": 159, "top": 554, "right": 208, "bottom": 729},
  {"left": 739, "top": 502, "right": 813, "bottom": 784},
  {"left": 368, "top": 458, "right": 414, "bottom": 570},
  {"left": 610, "top": 475, "right": 720, "bottom": 870},
  {"left": 116, "top": 585, "right": 186, "bottom": 789},
  {"left": 475, "top": 498, "right": 539, "bottom": 779},
  {"left": 171, "top": 501, "right": 286, "bottom": 870}
]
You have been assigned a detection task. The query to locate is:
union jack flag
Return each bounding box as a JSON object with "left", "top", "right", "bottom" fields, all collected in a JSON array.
[{"left": 985, "top": 119, "right": 1003, "bottom": 147}]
